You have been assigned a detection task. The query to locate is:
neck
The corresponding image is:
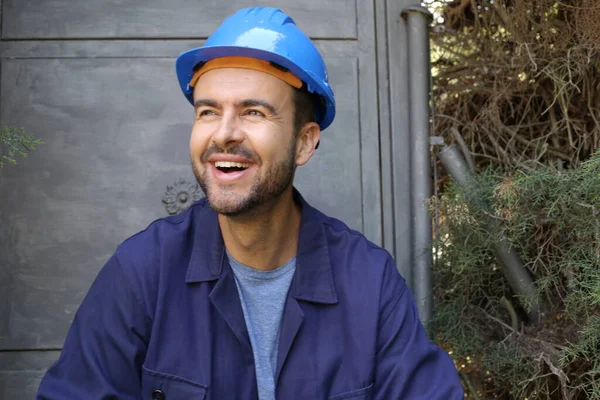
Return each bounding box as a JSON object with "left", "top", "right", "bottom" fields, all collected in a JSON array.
[{"left": 218, "top": 186, "right": 301, "bottom": 271}]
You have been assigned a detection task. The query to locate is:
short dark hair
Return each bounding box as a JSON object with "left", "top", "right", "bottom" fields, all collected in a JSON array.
[
  {"left": 291, "top": 87, "right": 321, "bottom": 149},
  {"left": 291, "top": 87, "right": 316, "bottom": 134},
  {"left": 268, "top": 60, "right": 319, "bottom": 141}
]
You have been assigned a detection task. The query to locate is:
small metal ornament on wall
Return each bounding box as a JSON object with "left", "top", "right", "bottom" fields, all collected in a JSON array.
[{"left": 162, "top": 178, "right": 204, "bottom": 215}]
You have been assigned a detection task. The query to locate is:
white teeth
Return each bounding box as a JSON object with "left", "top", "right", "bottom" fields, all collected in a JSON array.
[{"left": 214, "top": 161, "right": 251, "bottom": 168}]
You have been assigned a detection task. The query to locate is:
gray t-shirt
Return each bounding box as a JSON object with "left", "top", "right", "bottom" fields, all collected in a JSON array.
[{"left": 227, "top": 251, "right": 296, "bottom": 400}]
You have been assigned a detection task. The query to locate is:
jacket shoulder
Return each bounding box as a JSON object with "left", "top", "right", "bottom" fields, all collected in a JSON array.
[
  {"left": 317, "top": 210, "right": 395, "bottom": 267},
  {"left": 118, "top": 199, "right": 209, "bottom": 254},
  {"left": 314, "top": 210, "right": 408, "bottom": 323},
  {"left": 112, "top": 199, "right": 211, "bottom": 315},
  {"left": 315, "top": 209, "right": 405, "bottom": 285}
]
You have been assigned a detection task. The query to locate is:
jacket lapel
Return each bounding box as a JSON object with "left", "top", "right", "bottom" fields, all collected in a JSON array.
[
  {"left": 275, "top": 190, "right": 340, "bottom": 385},
  {"left": 209, "top": 266, "right": 252, "bottom": 350},
  {"left": 275, "top": 294, "right": 304, "bottom": 383},
  {"left": 184, "top": 201, "right": 251, "bottom": 350}
]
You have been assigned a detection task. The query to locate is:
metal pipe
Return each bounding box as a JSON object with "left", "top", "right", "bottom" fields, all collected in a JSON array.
[
  {"left": 450, "top": 127, "right": 476, "bottom": 173},
  {"left": 402, "top": 5, "right": 434, "bottom": 324},
  {"left": 438, "top": 145, "right": 542, "bottom": 322}
]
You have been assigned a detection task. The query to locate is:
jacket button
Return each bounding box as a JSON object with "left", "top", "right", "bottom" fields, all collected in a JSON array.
[{"left": 152, "top": 389, "right": 165, "bottom": 400}]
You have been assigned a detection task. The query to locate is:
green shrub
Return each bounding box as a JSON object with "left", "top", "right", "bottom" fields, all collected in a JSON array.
[{"left": 431, "top": 151, "right": 600, "bottom": 399}]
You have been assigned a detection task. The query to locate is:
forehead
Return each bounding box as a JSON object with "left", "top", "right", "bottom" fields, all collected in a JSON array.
[{"left": 192, "top": 67, "right": 294, "bottom": 104}]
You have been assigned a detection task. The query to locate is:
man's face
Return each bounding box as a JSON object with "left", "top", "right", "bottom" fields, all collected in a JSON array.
[{"left": 190, "top": 67, "right": 298, "bottom": 216}]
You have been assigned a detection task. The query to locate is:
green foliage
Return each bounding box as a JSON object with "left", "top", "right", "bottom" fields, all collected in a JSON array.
[
  {"left": 0, "top": 127, "right": 43, "bottom": 168},
  {"left": 432, "top": 152, "right": 600, "bottom": 399}
]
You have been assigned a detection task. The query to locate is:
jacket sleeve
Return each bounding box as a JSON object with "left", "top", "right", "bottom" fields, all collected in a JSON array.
[
  {"left": 36, "top": 254, "right": 150, "bottom": 400},
  {"left": 373, "top": 259, "right": 464, "bottom": 399}
]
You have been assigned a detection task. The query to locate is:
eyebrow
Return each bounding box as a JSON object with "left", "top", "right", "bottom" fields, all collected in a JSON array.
[
  {"left": 237, "top": 99, "right": 279, "bottom": 116},
  {"left": 194, "top": 99, "right": 219, "bottom": 110},
  {"left": 193, "top": 98, "right": 280, "bottom": 117}
]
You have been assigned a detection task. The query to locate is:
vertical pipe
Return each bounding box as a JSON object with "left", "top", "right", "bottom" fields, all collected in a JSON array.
[
  {"left": 384, "top": 0, "right": 414, "bottom": 285},
  {"left": 402, "top": 5, "right": 433, "bottom": 324}
]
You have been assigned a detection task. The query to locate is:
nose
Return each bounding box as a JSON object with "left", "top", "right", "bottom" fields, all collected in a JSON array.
[{"left": 212, "top": 111, "right": 244, "bottom": 149}]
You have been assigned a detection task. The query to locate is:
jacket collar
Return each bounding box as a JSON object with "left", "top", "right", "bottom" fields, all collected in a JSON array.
[{"left": 185, "top": 188, "right": 338, "bottom": 305}]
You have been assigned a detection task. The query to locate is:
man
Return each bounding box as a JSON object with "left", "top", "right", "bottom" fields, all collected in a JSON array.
[{"left": 37, "top": 6, "right": 463, "bottom": 400}]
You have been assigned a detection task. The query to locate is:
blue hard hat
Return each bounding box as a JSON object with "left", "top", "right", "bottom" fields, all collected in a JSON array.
[{"left": 175, "top": 7, "right": 336, "bottom": 130}]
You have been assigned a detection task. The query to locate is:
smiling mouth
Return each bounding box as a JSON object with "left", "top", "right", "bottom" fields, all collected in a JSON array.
[{"left": 214, "top": 161, "right": 252, "bottom": 173}]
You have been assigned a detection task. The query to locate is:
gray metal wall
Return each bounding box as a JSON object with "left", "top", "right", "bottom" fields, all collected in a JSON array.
[{"left": 0, "top": 0, "right": 415, "bottom": 397}]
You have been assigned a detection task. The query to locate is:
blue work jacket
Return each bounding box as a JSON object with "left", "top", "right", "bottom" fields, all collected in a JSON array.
[{"left": 37, "top": 191, "right": 464, "bottom": 399}]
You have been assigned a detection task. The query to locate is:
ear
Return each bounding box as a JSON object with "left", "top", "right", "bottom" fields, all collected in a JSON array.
[{"left": 295, "top": 122, "right": 321, "bottom": 167}]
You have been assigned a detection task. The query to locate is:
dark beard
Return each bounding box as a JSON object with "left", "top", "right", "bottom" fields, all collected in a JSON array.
[{"left": 192, "top": 141, "right": 297, "bottom": 217}]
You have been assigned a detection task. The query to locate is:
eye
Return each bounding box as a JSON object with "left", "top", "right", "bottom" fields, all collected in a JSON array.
[
  {"left": 200, "top": 109, "right": 215, "bottom": 116},
  {"left": 244, "top": 109, "right": 265, "bottom": 117},
  {"left": 197, "top": 109, "right": 217, "bottom": 119}
]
